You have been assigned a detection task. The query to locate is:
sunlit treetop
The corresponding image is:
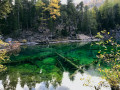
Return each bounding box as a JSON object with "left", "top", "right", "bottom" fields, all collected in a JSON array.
[
  {"left": 48, "top": 0, "right": 61, "bottom": 20},
  {"left": 0, "top": 0, "right": 12, "bottom": 19}
]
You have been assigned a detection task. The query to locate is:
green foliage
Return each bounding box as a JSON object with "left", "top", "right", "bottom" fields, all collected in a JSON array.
[
  {"left": 35, "top": 0, "right": 48, "bottom": 29},
  {"left": 61, "top": 29, "right": 68, "bottom": 36},
  {"left": 1, "top": 0, "right": 120, "bottom": 38},
  {"left": 95, "top": 32, "right": 104, "bottom": 39},
  {"left": 0, "top": 0, "right": 12, "bottom": 19},
  {"left": 0, "top": 40, "right": 9, "bottom": 72},
  {"left": 95, "top": 30, "right": 120, "bottom": 89},
  {"left": 43, "top": 57, "right": 56, "bottom": 64}
]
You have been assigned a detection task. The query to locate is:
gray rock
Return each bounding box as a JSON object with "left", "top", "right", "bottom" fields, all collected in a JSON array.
[
  {"left": 26, "top": 42, "right": 38, "bottom": 45},
  {"left": 5, "top": 38, "right": 12, "bottom": 43},
  {"left": 76, "top": 34, "right": 91, "bottom": 40}
]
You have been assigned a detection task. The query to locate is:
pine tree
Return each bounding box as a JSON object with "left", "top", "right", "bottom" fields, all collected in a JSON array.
[
  {"left": 77, "top": 1, "right": 84, "bottom": 33},
  {"left": 0, "top": 0, "right": 11, "bottom": 19},
  {"left": 82, "top": 6, "right": 89, "bottom": 33},
  {"left": 35, "top": 0, "right": 48, "bottom": 30},
  {"left": 89, "top": 6, "right": 98, "bottom": 35},
  {"left": 48, "top": 0, "right": 60, "bottom": 20}
]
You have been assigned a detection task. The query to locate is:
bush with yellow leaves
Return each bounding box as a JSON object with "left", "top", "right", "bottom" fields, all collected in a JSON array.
[
  {"left": 0, "top": 40, "right": 9, "bottom": 72},
  {"left": 0, "top": 40, "right": 9, "bottom": 48},
  {"left": 95, "top": 30, "right": 120, "bottom": 90}
]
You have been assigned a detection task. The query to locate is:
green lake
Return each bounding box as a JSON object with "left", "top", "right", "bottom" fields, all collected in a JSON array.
[{"left": 0, "top": 42, "right": 111, "bottom": 90}]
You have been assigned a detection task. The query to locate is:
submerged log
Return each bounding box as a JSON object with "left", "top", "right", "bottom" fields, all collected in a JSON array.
[{"left": 56, "top": 52, "right": 79, "bottom": 69}]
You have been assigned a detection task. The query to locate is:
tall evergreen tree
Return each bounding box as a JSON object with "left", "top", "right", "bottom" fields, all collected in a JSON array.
[
  {"left": 0, "top": 0, "right": 11, "bottom": 19},
  {"left": 48, "top": 0, "right": 60, "bottom": 20}
]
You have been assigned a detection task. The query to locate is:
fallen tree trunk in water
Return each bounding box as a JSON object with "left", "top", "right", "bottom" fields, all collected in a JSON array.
[{"left": 56, "top": 52, "right": 79, "bottom": 69}]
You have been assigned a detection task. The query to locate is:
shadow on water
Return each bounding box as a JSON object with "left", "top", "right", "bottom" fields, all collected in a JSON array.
[{"left": 0, "top": 42, "right": 111, "bottom": 90}]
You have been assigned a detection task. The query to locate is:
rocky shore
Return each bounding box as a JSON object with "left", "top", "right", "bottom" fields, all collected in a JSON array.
[
  {"left": 3, "top": 33, "right": 100, "bottom": 46},
  {"left": 49, "top": 39, "right": 100, "bottom": 44}
]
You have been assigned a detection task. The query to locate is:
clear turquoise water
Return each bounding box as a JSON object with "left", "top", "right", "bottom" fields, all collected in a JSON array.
[{"left": 0, "top": 42, "right": 109, "bottom": 90}]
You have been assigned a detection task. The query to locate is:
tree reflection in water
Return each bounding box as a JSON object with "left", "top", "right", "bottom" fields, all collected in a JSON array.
[{"left": 0, "top": 42, "right": 111, "bottom": 90}]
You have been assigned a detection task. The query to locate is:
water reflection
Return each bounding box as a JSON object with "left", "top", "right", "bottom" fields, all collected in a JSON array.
[
  {"left": 0, "top": 71, "right": 111, "bottom": 90},
  {"left": 0, "top": 42, "right": 111, "bottom": 90}
]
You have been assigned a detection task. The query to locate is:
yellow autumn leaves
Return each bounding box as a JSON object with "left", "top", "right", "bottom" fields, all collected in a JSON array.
[
  {"left": 0, "top": 0, "right": 12, "bottom": 19},
  {"left": 35, "top": 0, "right": 61, "bottom": 20},
  {"left": 99, "top": 68, "right": 120, "bottom": 87},
  {"left": 95, "top": 32, "right": 104, "bottom": 39},
  {"left": 35, "top": 0, "right": 45, "bottom": 9},
  {"left": 48, "top": 0, "right": 60, "bottom": 19},
  {"left": 0, "top": 40, "right": 9, "bottom": 72},
  {"left": 0, "top": 40, "right": 9, "bottom": 47},
  {"left": 96, "top": 30, "right": 120, "bottom": 87}
]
